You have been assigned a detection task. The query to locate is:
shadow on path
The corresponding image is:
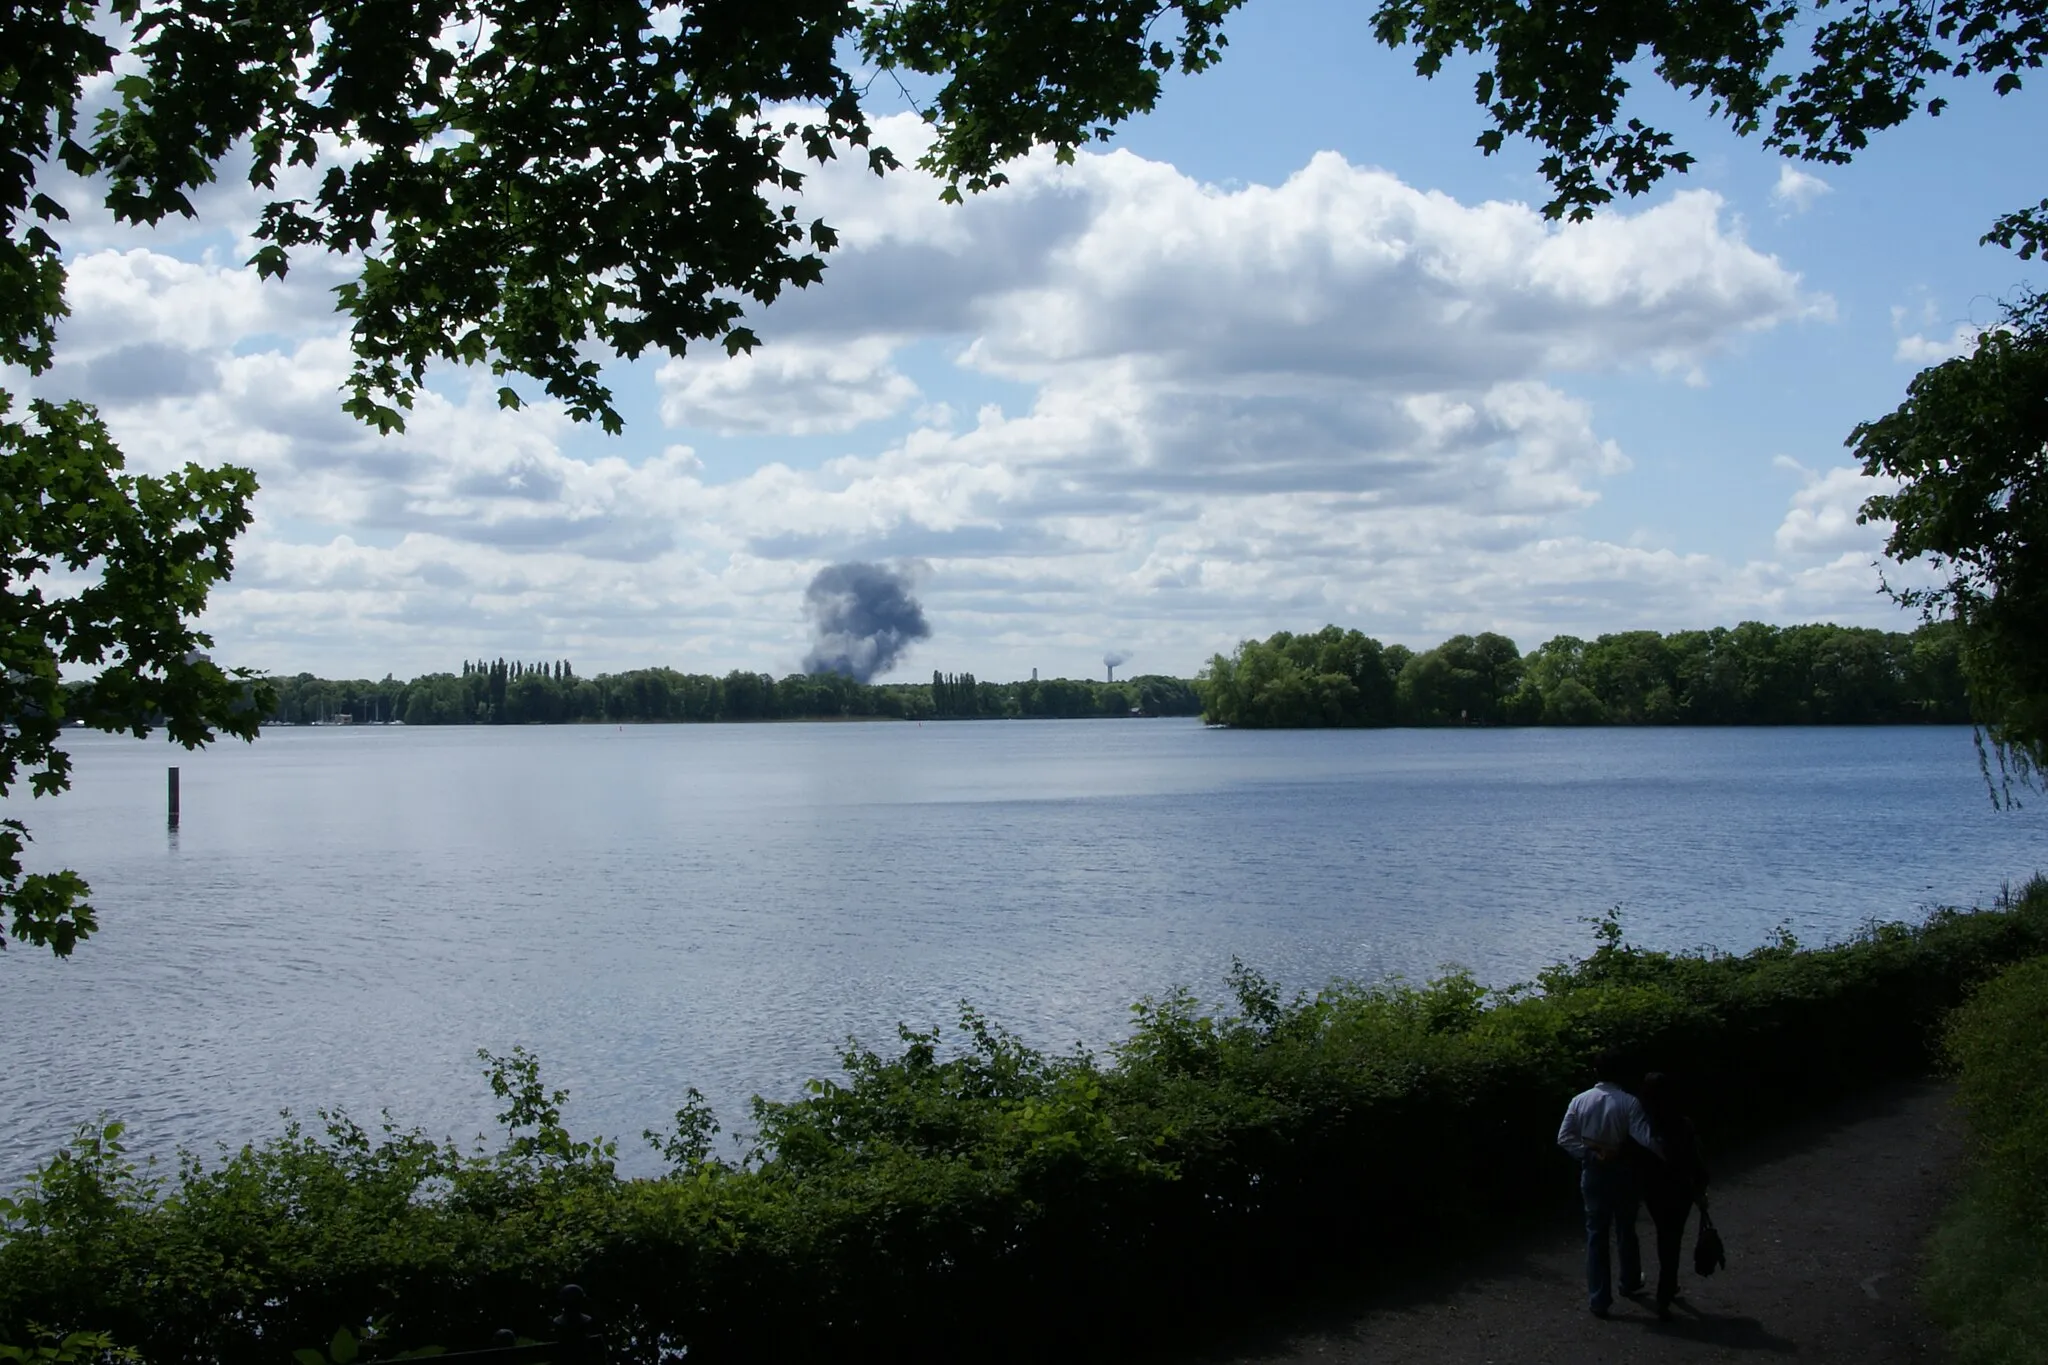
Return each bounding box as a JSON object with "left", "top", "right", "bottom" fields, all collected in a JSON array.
[
  {"left": 1169, "top": 1080, "right": 1958, "bottom": 1364},
  {"left": 1649, "top": 1301, "right": 1798, "bottom": 1353}
]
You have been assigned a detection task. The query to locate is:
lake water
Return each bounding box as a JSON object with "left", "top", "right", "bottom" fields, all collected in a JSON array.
[{"left": 3, "top": 721, "right": 2043, "bottom": 1179}]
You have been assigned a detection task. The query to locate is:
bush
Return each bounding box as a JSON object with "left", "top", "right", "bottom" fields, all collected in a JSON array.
[
  {"left": 1925, "top": 939, "right": 2048, "bottom": 1363},
  {"left": 6, "top": 882, "right": 2048, "bottom": 1365}
]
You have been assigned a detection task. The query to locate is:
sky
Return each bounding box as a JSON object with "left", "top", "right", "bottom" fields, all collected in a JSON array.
[{"left": 24, "top": 0, "right": 2048, "bottom": 683}]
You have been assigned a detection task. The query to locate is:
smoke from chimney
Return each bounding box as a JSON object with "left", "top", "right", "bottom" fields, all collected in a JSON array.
[{"left": 802, "top": 562, "right": 932, "bottom": 683}]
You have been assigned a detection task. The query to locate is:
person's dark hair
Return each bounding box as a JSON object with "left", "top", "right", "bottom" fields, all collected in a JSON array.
[
  {"left": 1640, "top": 1071, "right": 1707, "bottom": 1188},
  {"left": 1638, "top": 1070, "right": 1682, "bottom": 1129},
  {"left": 1592, "top": 1048, "right": 1629, "bottom": 1084}
]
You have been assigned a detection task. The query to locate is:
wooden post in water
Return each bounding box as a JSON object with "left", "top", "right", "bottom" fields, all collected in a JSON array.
[{"left": 167, "top": 766, "right": 179, "bottom": 827}]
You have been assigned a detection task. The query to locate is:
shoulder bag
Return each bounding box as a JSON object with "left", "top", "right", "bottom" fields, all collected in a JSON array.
[{"left": 1693, "top": 1199, "right": 1727, "bottom": 1277}]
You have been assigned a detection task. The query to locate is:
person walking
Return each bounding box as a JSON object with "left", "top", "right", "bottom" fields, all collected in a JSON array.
[
  {"left": 1632, "top": 1070, "right": 1710, "bottom": 1319},
  {"left": 1557, "top": 1051, "right": 1663, "bottom": 1318}
]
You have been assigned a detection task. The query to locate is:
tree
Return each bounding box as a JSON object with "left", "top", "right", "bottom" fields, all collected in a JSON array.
[
  {"left": 1581, "top": 631, "right": 1677, "bottom": 724},
  {"left": 9, "top": 0, "right": 1242, "bottom": 436},
  {"left": 1195, "top": 627, "right": 1403, "bottom": 726},
  {"left": 1370, "top": 0, "right": 2045, "bottom": 243},
  {"left": 1397, "top": 632, "right": 1523, "bottom": 724},
  {"left": 0, "top": 395, "right": 270, "bottom": 954},
  {"left": 1855, "top": 291, "right": 2048, "bottom": 793}
]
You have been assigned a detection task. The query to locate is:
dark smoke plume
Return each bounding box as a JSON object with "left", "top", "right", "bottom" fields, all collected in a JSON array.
[{"left": 802, "top": 562, "right": 932, "bottom": 682}]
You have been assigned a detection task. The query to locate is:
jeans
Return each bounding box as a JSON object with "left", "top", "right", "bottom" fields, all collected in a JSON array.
[{"left": 1582, "top": 1156, "right": 1642, "bottom": 1311}]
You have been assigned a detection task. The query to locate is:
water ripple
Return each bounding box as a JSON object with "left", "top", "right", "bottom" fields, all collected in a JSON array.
[{"left": 1, "top": 721, "right": 2041, "bottom": 1179}]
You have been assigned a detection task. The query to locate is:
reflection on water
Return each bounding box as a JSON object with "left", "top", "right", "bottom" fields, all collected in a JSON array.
[{"left": 1, "top": 721, "right": 2041, "bottom": 1177}]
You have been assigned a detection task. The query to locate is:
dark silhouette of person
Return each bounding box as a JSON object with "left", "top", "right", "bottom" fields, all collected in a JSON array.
[
  {"left": 1629, "top": 1070, "right": 1710, "bottom": 1319},
  {"left": 1557, "top": 1050, "right": 1662, "bottom": 1317}
]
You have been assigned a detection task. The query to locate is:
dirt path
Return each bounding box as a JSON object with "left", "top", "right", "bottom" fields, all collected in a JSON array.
[{"left": 1192, "top": 1081, "right": 1962, "bottom": 1364}]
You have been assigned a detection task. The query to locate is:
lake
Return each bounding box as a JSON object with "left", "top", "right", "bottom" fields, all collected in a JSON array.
[{"left": 2, "top": 721, "right": 2042, "bottom": 1179}]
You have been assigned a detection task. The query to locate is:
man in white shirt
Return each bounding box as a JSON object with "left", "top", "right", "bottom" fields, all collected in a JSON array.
[{"left": 1557, "top": 1051, "right": 1663, "bottom": 1317}]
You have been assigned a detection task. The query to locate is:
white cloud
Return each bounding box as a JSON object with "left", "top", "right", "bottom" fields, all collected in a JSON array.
[
  {"left": 1773, "top": 459, "right": 1897, "bottom": 557},
  {"left": 1771, "top": 164, "right": 1833, "bottom": 214},
  {"left": 61, "top": 249, "right": 286, "bottom": 355},
  {"left": 1895, "top": 322, "right": 1981, "bottom": 365},
  {"left": 37, "top": 124, "right": 1892, "bottom": 679},
  {"left": 658, "top": 337, "right": 920, "bottom": 435},
  {"left": 776, "top": 135, "right": 1819, "bottom": 391}
]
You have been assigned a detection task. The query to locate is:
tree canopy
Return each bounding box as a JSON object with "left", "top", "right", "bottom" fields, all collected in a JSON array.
[
  {"left": 1198, "top": 622, "right": 1972, "bottom": 729},
  {"left": 1856, "top": 291, "right": 2048, "bottom": 789},
  {"left": 0, "top": 396, "right": 268, "bottom": 955},
  {"left": 9, "top": 0, "right": 1242, "bottom": 433},
  {"left": 254, "top": 661, "right": 1202, "bottom": 724},
  {"left": 1373, "top": 0, "right": 2046, "bottom": 248}
]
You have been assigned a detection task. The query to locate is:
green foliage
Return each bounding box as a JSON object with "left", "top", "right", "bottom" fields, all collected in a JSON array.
[
  {"left": 1946, "top": 945, "right": 2048, "bottom": 1233},
  {"left": 292, "top": 625, "right": 1971, "bottom": 733},
  {"left": 5, "top": 885, "right": 2044, "bottom": 1364},
  {"left": 96, "top": 0, "right": 884, "bottom": 435},
  {"left": 0, "top": 394, "right": 273, "bottom": 956},
  {"left": 643, "top": 1091, "right": 721, "bottom": 1176},
  {"left": 5, "top": 0, "right": 1240, "bottom": 437},
  {"left": 1197, "top": 626, "right": 1400, "bottom": 726},
  {"left": 865, "top": 0, "right": 1244, "bottom": 199},
  {"left": 481, "top": 1047, "right": 617, "bottom": 1172},
  {"left": 1198, "top": 620, "right": 1969, "bottom": 728},
  {"left": 1923, "top": 1183, "right": 2048, "bottom": 1365},
  {"left": 266, "top": 664, "right": 1201, "bottom": 726},
  {"left": 1924, "top": 932, "right": 2048, "bottom": 1363},
  {"left": 1366, "top": 0, "right": 2043, "bottom": 230},
  {"left": 0, "top": 0, "right": 109, "bottom": 374},
  {"left": 0, "top": 1325, "right": 137, "bottom": 1365},
  {"left": 1856, "top": 291, "right": 2048, "bottom": 796},
  {"left": 1398, "top": 632, "right": 1524, "bottom": 725},
  {"left": 929, "top": 670, "right": 984, "bottom": 718}
]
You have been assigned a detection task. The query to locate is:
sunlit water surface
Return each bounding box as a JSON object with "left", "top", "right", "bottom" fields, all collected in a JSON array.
[{"left": 3, "top": 721, "right": 2042, "bottom": 1178}]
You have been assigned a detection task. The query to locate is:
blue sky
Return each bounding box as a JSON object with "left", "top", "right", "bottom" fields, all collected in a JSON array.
[
  {"left": 27, "top": 0, "right": 2046, "bottom": 682},
  {"left": 1008, "top": 0, "right": 2048, "bottom": 568}
]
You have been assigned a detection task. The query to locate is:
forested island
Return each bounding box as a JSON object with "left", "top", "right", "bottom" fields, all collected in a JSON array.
[
  {"left": 263, "top": 621, "right": 1969, "bottom": 729},
  {"left": 1199, "top": 620, "right": 1971, "bottom": 727}
]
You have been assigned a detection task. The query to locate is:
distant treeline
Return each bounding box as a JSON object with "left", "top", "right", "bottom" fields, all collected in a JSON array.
[
  {"left": 266, "top": 659, "right": 1202, "bottom": 726},
  {"left": 263, "top": 620, "right": 1970, "bottom": 729},
  {"left": 1199, "top": 621, "right": 1972, "bottom": 727}
]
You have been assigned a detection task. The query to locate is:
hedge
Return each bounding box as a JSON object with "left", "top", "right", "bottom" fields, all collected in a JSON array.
[{"left": 1925, "top": 943, "right": 2048, "bottom": 1363}]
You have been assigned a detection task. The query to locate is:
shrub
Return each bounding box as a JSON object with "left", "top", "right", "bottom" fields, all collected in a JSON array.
[
  {"left": 5, "top": 882, "right": 2047, "bottom": 1364},
  {"left": 1925, "top": 939, "right": 2048, "bottom": 1363}
]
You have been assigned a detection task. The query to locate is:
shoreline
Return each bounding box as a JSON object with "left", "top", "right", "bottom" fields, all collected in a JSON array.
[{"left": 5, "top": 885, "right": 2042, "bottom": 1363}]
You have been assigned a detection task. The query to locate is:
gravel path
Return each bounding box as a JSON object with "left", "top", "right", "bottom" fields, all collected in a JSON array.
[{"left": 1190, "top": 1081, "right": 1961, "bottom": 1364}]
